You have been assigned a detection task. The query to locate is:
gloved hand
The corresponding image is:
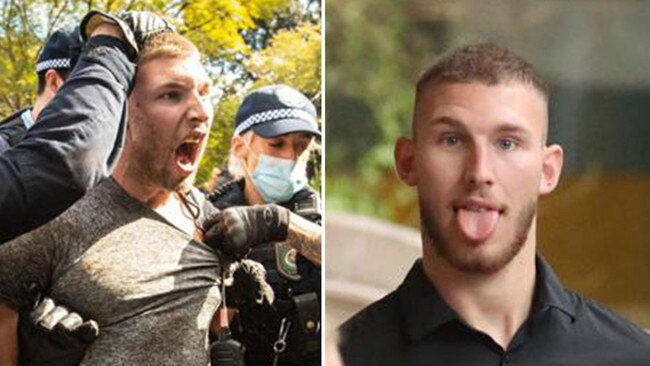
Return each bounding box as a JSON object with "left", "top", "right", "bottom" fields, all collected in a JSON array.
[
  {"left": 202, "top": 205, "right": 290, "bottom": 260},
  {"left": 80, "top": 10, "right": 174, "bottom": 60},
  {"left": 226, "top": 259, "right": 275, "bottom": 307},
  {"left": 18, "top": 297, "right": 99, "bottom": 365}
]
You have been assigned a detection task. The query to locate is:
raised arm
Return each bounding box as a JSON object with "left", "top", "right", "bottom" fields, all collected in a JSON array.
[
  {"left": 0, "top": 11, "right": 173, "bottom": 243},
  {"left": 0, "top": 30, "right": 134, "bottom": 243}
]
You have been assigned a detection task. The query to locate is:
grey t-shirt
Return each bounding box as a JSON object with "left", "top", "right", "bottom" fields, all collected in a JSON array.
[{"left": 0, "top": 178, "right": 221, "bottom": 365}]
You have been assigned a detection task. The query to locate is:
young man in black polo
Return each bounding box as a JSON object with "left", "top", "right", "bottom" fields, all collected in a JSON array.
[{"left": 339, "top": 43, "right": 650, "bottom": 365}]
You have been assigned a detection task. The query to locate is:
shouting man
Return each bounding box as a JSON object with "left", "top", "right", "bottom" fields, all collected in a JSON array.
[{"left": 0, "top": 14, "right": 222, "bottom": 365}]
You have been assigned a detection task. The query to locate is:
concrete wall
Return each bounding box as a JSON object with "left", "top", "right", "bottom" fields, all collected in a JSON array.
[{"left": 325, "top": 212, "right": 421, "bottom": 335}]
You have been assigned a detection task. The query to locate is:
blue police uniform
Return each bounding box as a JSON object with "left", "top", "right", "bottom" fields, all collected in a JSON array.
[{"left": 209, "top": 178, "right": 321, "bottom": 366}]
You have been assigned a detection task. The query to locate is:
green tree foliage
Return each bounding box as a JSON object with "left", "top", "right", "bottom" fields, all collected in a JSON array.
[
  {"left": 197, "top": 21, "right": 322, "bottom": 188},
  {"left": 0, "top": 0, "right": 321, "bottom": 189},
  {"left": 196, "top": 93, "right": 239, "bottom": 185},
  {"left": 248, "top": 22, "right": 321, "bottom": 101},
  {"left": 326, "top": 0, "right": 421, "bottom": 225}
]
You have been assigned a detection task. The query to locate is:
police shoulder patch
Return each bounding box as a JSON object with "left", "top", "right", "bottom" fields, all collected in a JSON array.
[{"left": 275, "top": 242, "right": 301, "bottom": 281}]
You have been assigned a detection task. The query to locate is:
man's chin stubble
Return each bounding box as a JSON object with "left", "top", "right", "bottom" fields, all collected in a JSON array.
[{"left": 420, "top": 200, "right": 536, "bottom": 275}]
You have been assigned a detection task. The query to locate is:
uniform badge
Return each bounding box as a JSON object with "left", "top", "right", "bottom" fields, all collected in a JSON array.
[
  {"left": 275, "top": 242, "right": 301, "bottom": 281},
  {"left": 276, "top": 87, "right": 307, "bottom": 109}
]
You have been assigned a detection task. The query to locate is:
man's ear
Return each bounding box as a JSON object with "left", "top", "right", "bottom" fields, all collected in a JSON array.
[
  {"left": 539, "top": 144, "right": 564, "bottom": 195},
  {"left": 44, "top": 69, "right": 65, "bottom": 93},
  {"left": 395, "top": 137, "right": 418, "bottom": 186}
]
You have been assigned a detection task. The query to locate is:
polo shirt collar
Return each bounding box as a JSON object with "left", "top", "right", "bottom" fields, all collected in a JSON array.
[
  {"left": 398, "top": 259, "right": 460, "bottom": 341},
  {"left": 398, "top": 255, "right": 577, "bottom": 341},
  {"left": 533, "top": 255, "right": 577, "bottom": 320}
]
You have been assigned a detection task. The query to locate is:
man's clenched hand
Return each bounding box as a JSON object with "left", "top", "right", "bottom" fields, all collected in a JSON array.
[
  {"left": 81, "top": 10, "right": 174, "bottom": 60},
  {"left": 202, "top": 205, "right": 290, "bottom": 260}
]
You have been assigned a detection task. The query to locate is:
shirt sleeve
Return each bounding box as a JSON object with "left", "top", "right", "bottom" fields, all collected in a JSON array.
[{"left": 0, "top": 36, "right": 135, "bottom": 243}]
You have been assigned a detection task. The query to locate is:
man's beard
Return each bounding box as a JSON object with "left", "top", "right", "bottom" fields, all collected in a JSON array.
[
  {"left": 128, "top": 111, "right": 195, "bottom": 193},
  {"left": 131, "top": 146, "right": 193, "bottom": 192},
  {"left": 420, "top": 196, "right": 536, "bottom": 275}
]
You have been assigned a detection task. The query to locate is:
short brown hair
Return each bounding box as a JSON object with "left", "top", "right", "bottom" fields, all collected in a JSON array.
[
  {"left": 416, "top": 43, "right": 547, "bottom": 99},
  {"left": 137, "top": 31, "right": 198, "bottom": 65}
]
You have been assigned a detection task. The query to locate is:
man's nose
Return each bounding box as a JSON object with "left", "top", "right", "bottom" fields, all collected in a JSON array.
[
  {"left": 187, "top": 93, "right": 212, "bottom": 124},
  {"left": 463, "top": 142, "right": 494, "bottom": 187}
]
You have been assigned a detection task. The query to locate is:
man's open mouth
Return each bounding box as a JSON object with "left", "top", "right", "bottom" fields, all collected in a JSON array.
[{"left": 175, "top": 134, "right": 206, "bottom": 171}]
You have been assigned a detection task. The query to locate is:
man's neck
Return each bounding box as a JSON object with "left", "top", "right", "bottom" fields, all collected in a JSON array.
[
  {"left": 112, "top": 163, "right": 197, "bottom": 236},
  {"left": 31, "top": 92, "right": 51, "bottom": 122},
  {"left": 422, "top": 238, "right": 537, "bottom": 350}
]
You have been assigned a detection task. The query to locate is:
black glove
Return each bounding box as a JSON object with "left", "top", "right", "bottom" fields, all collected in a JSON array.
[
  {"left": 18, "top": 297, "right": 99, "bottom": 365},
  {"left": 80, "top": 10, "right": 174, "bottom": 60},
  {"left": 203, "top": 205, "right": 290, "bottom": 260}
]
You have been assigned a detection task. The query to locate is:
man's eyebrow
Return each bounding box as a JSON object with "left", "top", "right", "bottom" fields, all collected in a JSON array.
[
  {"left": 428, "top": 116, "right": 531, "bottom": 135},
  {"left": 156, "top": 75, "right": 211, "bottom": 89},
  {"left": 494, "top": 123, "right": 531, "bottom": 137},
  {"left": 427, "top": 116, "right": 465, "bottom": 129},
  {"left": 156, "top": 78, "right": 193, "bottom": 89}
]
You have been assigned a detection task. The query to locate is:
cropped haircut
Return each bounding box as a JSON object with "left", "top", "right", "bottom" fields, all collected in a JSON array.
[
  {"left": 137, "top": 31, "right": 198, "bottom": 65},
  {"left": 416, "top": 43, "right": 548, "bottom": 100}
]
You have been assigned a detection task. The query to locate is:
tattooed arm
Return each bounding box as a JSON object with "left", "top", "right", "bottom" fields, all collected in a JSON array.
[
  {"left": 285, "top": 212, "right": 321, "bottom": 267},
  {"left": 207, "top": 204, "right": 321, "bottom": 266}
]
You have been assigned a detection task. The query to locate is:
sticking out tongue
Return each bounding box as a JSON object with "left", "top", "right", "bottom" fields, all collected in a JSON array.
[{"left": 456, "top": 209, "right": 499, "bottom": 242}]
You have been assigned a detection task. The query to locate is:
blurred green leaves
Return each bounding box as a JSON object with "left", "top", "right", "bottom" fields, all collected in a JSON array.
[{"left": 326, "top": 0, "right": 421, "bottom": 225}]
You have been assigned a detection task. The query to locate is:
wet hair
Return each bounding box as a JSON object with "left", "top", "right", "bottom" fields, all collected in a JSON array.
[
  {"left": 138, "top": 31, "right": 199, "bottom": 65},
  {"left": 416, "top": 42, "right": 548, "bottom": 100}
]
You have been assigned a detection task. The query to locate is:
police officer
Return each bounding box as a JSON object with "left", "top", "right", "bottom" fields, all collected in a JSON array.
[
  {"left": 208, "top": 84, "right": 322, "bottom": 366},
  {"left": 0, "top": 26, "right": 83, "bottom": 152}
]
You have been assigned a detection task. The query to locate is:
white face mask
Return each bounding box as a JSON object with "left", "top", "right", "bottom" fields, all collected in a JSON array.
[
  {"left": 250, "top": 154, "right": 308, "bottom": 203},
  {"left": 241, "top": 142, "right": 308, "bottom": 203}
]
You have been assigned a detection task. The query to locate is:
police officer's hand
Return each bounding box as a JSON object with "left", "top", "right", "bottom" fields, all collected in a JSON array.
[
  {"left": 226, "top": 259, "right": 274, "bottom": 307},
  {"left": 18, "top": 297, "right": 99, "bottom": 365},
  {"left": 203, "top": 205, "right": 290, "bottom": 260},
  {"left": 81, "top": 10, "right": 174, "bottom": 60}
]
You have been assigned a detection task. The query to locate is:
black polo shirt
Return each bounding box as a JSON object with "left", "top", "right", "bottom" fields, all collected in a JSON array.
[{"left": 339, "top": 256, "right": 650, "bottom": 365}]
